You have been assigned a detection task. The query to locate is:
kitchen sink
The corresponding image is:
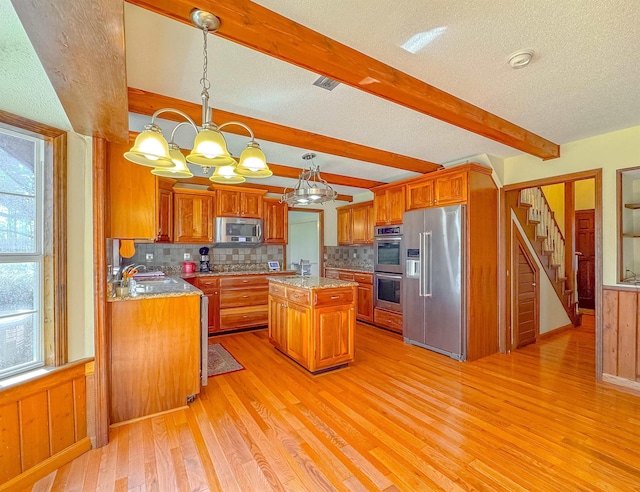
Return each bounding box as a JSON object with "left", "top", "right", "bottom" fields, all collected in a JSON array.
[{"left": 134, "top": 278, "right": 178, "bottom": 286}]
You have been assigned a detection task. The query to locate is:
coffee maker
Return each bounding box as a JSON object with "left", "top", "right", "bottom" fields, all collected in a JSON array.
[{"left": 199, "top": 247, "right": 210, "bottom": 272}]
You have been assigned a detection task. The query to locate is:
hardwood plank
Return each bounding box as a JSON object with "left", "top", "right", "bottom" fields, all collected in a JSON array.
[
  {"left": 20, "top": 392, "right": 51, "bottom": 470},
  {"left": 602, "top": 289, "right": 620, "bottom": 375},
  {"left": 617, "top": 291, "right": 638, "bottom": 380},
  {"left": 125, "top": 3, "right": 559, "bottom": 160},
  {"left": 127, "top": 88, "right": 440, "bottom": 173},
  {"left": 10, "top": 0, "right": 128, "bottom": 142}
]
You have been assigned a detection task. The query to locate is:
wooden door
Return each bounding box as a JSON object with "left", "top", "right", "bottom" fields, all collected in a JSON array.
[
  {"left": 263, "top": 199, "right": 288, "bottom": 244},
  {"left": 337, "top": 208, "right": 352, "bottom": 244},
  {"left": 155, "top": 180, "right": 173, "bottom": 243},
  {"left": 575, "top": 209, "right": 595, "bottom": 310},
  {"left": 514, "top": 242, "right": 539, "bottom": 349},
  {"left": 315, "top": 306, "right": 354, "bottom": 370},
  {"left": 174, "top": 192, "right": 214, "bottom": 243},
  {"left": 216, "top": 189, "right": 240, "bottom": 216},
  {"left": 286, "top": 303, "right": 311, "bottom": 366},
  {"left": 351, "top": 204, "right": 369, "bottom": 244},
  {"left": 435, "top": 171, "right": 467, "bottom": 206},
  {"left": 268, "top": 296, "right": 287, "bottom": 350},
  {"left": 387, "top": 187, "right": 405, "bottom": 224},
  {"left": 241, "top": 192, "right": 263, "bottom": 218},
  {"left": 373, "top": 190, "right": 388, "bottom": 225}
]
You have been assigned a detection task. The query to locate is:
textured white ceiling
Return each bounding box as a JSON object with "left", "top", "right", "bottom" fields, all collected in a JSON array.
[
  {"left": 124, "top": 1, "right": 640, "bottom": 195},
  {"left": 0, "top": 1, "right": 70, "bottom": 130}
]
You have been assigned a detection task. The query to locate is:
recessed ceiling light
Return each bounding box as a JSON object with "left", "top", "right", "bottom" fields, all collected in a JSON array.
[
  {"left": 508, "top": 49, "right": 535, "bottom": 69},
  {"left": 401, "top": 27, "right": 447, "bottom": 54}
]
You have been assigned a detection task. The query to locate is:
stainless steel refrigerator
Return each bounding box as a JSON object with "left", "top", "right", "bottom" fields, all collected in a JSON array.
[{"left": 403, "top": 205, "right": 466, "bottom": 360}]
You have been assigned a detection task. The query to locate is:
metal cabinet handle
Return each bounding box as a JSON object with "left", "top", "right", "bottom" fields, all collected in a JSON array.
[
  {"left": 242, "top": 295, "right": 249, "bottom": 298},
  {"left": 331, "top": 295, "right": 340, "bottom": 299}
]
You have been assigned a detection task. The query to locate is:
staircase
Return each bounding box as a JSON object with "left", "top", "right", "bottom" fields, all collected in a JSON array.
[{"left": 513, "top": 187, "right": 581, "bottom": 326}]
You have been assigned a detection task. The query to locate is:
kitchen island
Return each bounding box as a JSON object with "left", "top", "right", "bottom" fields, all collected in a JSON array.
[{"left": 268, "top": 276, "right": 358, "bottom": 373}]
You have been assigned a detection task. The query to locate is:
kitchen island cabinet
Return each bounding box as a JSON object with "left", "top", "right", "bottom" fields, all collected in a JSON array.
[
  {"left": 324, "top": 268, "right": 374, "bottom": 323},
  {"left": 268, "top": 276, "right": 357, "bottom": 373}
]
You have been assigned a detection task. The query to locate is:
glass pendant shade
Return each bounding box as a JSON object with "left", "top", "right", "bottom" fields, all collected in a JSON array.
[
  {"left": 124, "top": 126, "right": 174, "bottom": 168},
  {"left": 151, "top": 144, "right": 194, "bottom": 178},
  {"left": 209, "top": 164, "right": 246, "bottom": 184},
  {"left": 187, "top": 127, "right": 236, "bottom": 167},
  {"left": 236, "top": 142, "right": 272, "bottom": 177}
]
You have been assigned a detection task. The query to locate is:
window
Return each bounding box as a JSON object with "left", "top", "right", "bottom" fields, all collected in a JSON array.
[{"left": 0, "top": 126, "right": 44, "bottom": 378}]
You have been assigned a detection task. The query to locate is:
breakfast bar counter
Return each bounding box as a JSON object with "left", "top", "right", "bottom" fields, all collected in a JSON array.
[{"left": 267, "top": 276, "right": 357, "bottom": 373}]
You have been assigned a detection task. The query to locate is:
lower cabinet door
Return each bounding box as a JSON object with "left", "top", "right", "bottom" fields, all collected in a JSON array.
[
  {"left": 268, "top": 296, "right": 288, "bottom": 350},
  {"left": 356, "top": 284, "right": 374, "bottom": 322},
  {"left": 286, "top": 302, "right": 311, "bottom": 367},
  {"left": 314, "top": 306, "right": 355, "bottom": 370}
]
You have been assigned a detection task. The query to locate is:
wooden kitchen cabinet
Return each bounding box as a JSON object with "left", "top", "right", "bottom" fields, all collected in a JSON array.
[
  {"left": 194, "top": 276, "right": 220, "bottom": 335},
  {"left": 173, "top": 189, "right": 214, "bottom": 243},
  {"left": 325, "top": 268, "right": 373, "bottom": 323},
  {"left": 212, "top": 185, "right": 266, "bottom": 218},
  {"left": 268, "top": 280, "right": 356, "bottom": 373},
  {"left": 374, "top": 186, "right": 405, "bottom": 225},
  {"left": 155, "top": 178, "right": 176, "bottom": 243},
  {"left": 337, "top": 201, "right": 374, "bottom": 245},
  {"left": 263, "top": 198, "right": 288, "bottom": 244},
  {"left": 337, "top": 207, "right": 352, "bottom": 245},
  {"left": 108, "top": 140, "right": 156, "bottom": 240},
  {"left": 406, "top": 169, "right": 468, "bottom": 210},
  {"left": 109, "top": 294, "right": 201, "bottom": 423}
]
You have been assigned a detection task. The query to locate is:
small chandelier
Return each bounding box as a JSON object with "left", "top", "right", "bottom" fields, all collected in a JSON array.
[
  {"left": 281, "top": 153, "right": 337, "bottom": 206},
  {"left": 124, "top": 9, "right": 272, "bottom": 182}
]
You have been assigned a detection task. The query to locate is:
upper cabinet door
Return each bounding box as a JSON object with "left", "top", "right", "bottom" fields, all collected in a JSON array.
[
  {"left": 155, "top": 178, "right": 175, "bottom": 243},
  {"left": 216, "top": 189, "right": 240, "bottom": 216},
  {"left": 351, "top": 203, "right": 373, "bottom": 244},
  {"left": 241, "top": 192, "right": 263, "bottom": 218},
  {"left": 434, "top": 171, "right": 467, "bottom": 206},
  {"left": 263, "top": 198, "right": 288, "bottom": 244},
  {"left": 406, "top": 179, "right": 434, "bottom": 211},
  {"left": 337, "top": 208, "right": 352, "bottom": 245},
  {"left": 387, "top": 187, "right": 405, "bottom": 224},
  {"left": 108, "top": 141, "right": 156, "bottom": 240},
  {"left": 173, "top": 191, "right": 214, "bottom": 243}
]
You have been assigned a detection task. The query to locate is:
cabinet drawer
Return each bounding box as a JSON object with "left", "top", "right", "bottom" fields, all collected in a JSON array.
[
  {"left": 196, "top": 276, "right": 219, "bottom": 292},
  {"left": 219, "top": 306, "right": 268, "bottom": 330},
  {"left": 220, "top": 288, "right": 268, "bottom": 308},
  {"left": 338, "top": 272, "right": 355, "bottom": 281},
  {"left": 315, "top": 289, "right": 354, "bottom": 307},
  {"left": 269, "top": 283, "right": 286, "bottom": 297},
  {"left": 374, "top": 308, "right": 403, "bottom": 334},
  {"left": 354, "top": 273, "right": 373, "bottom": 284},
  {"left": 287, "top": 288, "right": 310, "bottom": 305},
  {"left": 220, "top": 275, "right": 268, "bottom": 289},
  {"left": 324, "top": 269, "right": 340, "bottom": 279}
]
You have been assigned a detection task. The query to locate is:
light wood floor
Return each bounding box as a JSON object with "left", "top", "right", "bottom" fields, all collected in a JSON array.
[{"left": 32, "top": 316, "right": 640, "bottom": 491}]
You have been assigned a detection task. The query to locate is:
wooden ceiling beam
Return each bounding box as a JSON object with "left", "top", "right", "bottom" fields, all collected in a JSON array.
[
  {"left": 179, "top": 177, "right": 353, "bottom": 202},
  {"left": 12, "top": 0, "right": 129, "bottom": 142},
  {"left": 126, "top": 0, "right": 560, "bottom": 160},
  {"left": 128, "top": 88, "right": 440, "bottom": 174}
]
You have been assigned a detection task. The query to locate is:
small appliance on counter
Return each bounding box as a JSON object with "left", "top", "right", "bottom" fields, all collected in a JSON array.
[
  {"left": 182, "top": 261, "right": 196, "bottom": 274},
  {"left": 199, "top": 247, "right": 210, "bottom": 272}
]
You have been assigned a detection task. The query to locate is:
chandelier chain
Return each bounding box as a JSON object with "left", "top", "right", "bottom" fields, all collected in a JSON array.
[{"left": 200, "top": 26, "right": 211, "bottom": 96}]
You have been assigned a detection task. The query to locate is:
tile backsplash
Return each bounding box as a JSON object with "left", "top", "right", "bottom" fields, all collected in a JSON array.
[
  {"left": 324, "top": 246, "right": 374, "bottom": 270},
  {"left": 129, "top": 243, "right": 284, "bottom": 272}
]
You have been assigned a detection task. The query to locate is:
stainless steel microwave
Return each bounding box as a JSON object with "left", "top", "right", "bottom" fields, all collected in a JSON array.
[{"left": 214, "top": 217, "right": 263, "bottom": 246}]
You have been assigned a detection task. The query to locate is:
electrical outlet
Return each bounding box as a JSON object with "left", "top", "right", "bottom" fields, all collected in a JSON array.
[
  {"left": 184, "top": 253, "right": 191, "bottom": 260},
  {"left": 352, "top": 252, "right": 357, "bottom": 259},
  {"left": 146, "top": 253, "right": 153, "bottom": 261}
]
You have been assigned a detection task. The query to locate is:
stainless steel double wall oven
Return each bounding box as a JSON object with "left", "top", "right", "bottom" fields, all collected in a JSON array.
[{"left": 373, "top": 225, "right": 403, "bottom": 313}]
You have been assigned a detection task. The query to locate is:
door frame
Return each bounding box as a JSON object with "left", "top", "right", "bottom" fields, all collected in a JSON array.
[
  {"left": 287, "top": 208, "right": 325, "bottom": 275},
  {"left": 501, "top": 169, "right": 603, "bottom": 376},
  {"left": 512, "top": 226, "right": 540, "bottom": 350}
]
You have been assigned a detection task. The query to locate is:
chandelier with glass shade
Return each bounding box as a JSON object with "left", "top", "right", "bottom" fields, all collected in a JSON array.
[
  {"left": 123, "top": 9, "right": 272, "bottom": 183},
  {"left": 281, "top": 153, "right": 337, "bottom": 206}
]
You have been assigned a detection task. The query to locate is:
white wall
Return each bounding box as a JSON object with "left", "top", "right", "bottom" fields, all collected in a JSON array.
[
  {"left": 67, "top": 133, "right": 95, "bottom": 360},
  {"left": 503, "top": 125, "right": 640, "bottom": 286}
]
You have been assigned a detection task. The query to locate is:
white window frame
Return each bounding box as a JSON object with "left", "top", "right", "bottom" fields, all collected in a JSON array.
[{"left": 0, "top": 125, "right": 45, "bottom": 379}]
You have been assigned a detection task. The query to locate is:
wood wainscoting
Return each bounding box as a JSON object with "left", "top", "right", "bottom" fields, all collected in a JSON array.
[
  {"left": 603, "top": 285, "right": 640, "bottom": 390},
  {"left": 0, "top": 358, "right": 93, "bottom": 491}
]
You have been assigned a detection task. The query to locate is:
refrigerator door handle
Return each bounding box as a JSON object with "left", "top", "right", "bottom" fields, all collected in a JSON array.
[
  {"left": 423, "top": 231, "right": 432, "bottom": 297},
  {"left": 418, "top": 232, "right": 423, "bottom": 297}
]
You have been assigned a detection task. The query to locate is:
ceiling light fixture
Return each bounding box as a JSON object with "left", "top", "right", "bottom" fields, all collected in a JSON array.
[
  {"left": 124, "top": 9, "right": 271, "bottom": 182},
  {"left": 281, "top": 153, "right": 337, "bottom": 206},
  {"left": 508, "top": 49, "right": 535, "bottom": 69}
]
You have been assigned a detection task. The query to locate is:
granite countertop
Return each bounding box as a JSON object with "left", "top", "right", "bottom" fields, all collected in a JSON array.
[
  {"left": 268, "top": 275, "right": 358, "bottom": 290},
  {"left": 324, "top": 266, "right": 374, "bottom": 274},
  {"left": 108, "top": 277, "right": 202, "bottom": 302},
  {"left": 180, "top": 270, "right": 296, "bottom": 279}
]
